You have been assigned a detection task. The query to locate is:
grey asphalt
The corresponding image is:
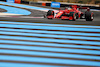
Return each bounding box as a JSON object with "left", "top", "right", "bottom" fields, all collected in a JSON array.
[
  {"left": 0, "top": 5, "right": 100, "bottom": 67},
  {"left": 0, "top": 11, "right": 100, "bottom": 26},
  {"left": 0, "top": 4, "right": 100, "bottom": 26}
]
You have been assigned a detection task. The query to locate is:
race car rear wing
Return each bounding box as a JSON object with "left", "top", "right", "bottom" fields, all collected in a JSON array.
[
  {"left": 70, "top": 5, "right": 89, "bottom": 9},
  {"left": 79, "top": 7, "right": 89, "bottom": 9}
]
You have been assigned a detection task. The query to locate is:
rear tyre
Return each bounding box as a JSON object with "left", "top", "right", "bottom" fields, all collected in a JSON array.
[
  {"left": 76, "top": 13, "right": 79, "bottom": 19},
  {"left": 85, "top": 11, "right": 94, "bottom": 21}
]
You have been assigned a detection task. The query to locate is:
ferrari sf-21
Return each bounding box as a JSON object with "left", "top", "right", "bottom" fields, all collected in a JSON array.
[{"left": 45, "top": 5, "right": 94, "bottom": 21}]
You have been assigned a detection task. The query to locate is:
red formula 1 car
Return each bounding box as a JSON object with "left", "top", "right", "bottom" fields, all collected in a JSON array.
[{"left": 46, "top": 5, "right": 94, "bottom": 21}]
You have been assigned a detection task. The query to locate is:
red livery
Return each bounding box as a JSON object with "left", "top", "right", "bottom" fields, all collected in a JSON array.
[{"left": 46, "top": 5, "right": 94, "bottom": 21}]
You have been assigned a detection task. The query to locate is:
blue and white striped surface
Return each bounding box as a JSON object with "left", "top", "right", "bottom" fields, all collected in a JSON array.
[
  {"left": 0, "top": 1, "right": 51, "bottom": 11},
  {"left": 0, "top": 5, "right": 31, "bottom": 15},
  {"left": 0, "top": 1, "right": 99, "bottom": 12},
  {"left": 0, "top": 21, "right": 100, "bottom": 67}
]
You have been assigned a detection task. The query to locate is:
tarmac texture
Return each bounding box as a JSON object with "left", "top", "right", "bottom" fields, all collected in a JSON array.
[{"left": 0, "top": 4, "right": 100, "bottom": 67}]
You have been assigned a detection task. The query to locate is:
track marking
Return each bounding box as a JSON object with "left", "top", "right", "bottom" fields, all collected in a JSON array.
[{"left": 0, "top": 21, "right": 100, "bottom": 67}]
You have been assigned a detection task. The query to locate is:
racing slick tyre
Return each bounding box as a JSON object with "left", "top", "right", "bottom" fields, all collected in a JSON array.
[
  {"left": 71, "top": 13, "right": 76, "bottom": 21},
  {"left": 47, "top": 10, "right": 54, "bottom": 16},
  {"left": 85, "top": 11, "right": 94, "bottom": 21},
  {"left": 69, "top": 12, "right": 76, "bottom": 21},
  {"left": 76, "top": 13, "right": 79, "bottom": 19},
  {"left": 47, "top": 10, "right": 54, "bottom": 19},
  {"left": 72, "top": 13, "right": 77, "bottom": 21}
]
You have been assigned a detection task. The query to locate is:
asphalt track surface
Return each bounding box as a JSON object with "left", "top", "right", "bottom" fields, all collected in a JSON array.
[
  {"left": 0, "top": 7, "right": 100, "bottom": 25},
  {"left": 0, "top": 4, "right": 100, "bottom": 67}
]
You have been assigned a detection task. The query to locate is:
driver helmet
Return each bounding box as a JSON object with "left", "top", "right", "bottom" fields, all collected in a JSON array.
[{"left": 68, "top": 7, "right": 72, "bottom": 10}]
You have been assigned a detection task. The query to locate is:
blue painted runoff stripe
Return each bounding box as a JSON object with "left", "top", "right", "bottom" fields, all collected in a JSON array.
[
  {"left": 0, "top": 62, "right": 62, "bottom": 67},
  {"left": 0, "top": 1, "right": 51, "bottom": 11},
  {"left": 0, "top": 55, "right": 100, "bottom": 66},
  {"left": 0, "top": 28, "right": 100, "bottom": 36},
  {"left": 0, "top": 35, "right": 100, "bottom": 45},
  {"left": 0, "top": 5, "right": 31, "bottom": 15},
  {"left": 1, "top": 31, "right": 100, "bottom": 40},
  {"left": 0, "top": 37, "right": 100, "bottom": 50},
  {"left": 0, "top": 39, "right": 100, "bottom": 50},
  {"left": 0, "top": 21, "right": 100, "bottom": 28},
  {"left": 0, "top": 24, "right": 100, "bottom": 32},
  {"left": 0, "top": 44, "right": 100, "bottom": 55},
  {"left": 0, "top": 1, "right": 99, "bottom": 13},
  {"left": 1, "top": 49, "right": 100, "bottom": 60}
]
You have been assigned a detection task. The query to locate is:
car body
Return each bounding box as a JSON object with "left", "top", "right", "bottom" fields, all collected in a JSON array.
[{"left": 46, "top": 5, "right": 94, "bottom": 21}]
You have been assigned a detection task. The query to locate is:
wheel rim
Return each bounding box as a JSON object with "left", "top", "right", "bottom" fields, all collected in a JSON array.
[
  {"left": 74, "top": 14, "right": 76, "bottom": 20},
  {"left": 91, "top": 14, "right": 94, "bottom": 20}
]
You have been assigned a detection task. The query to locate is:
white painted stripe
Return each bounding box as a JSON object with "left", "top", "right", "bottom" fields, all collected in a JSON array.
[{"left": 0, "top": 13, "right": 22, "bottom": 15}]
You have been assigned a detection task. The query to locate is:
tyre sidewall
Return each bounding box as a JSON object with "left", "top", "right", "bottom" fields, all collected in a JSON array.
[{"left": 85, "top": 11, "right": 94, "bottom": 21}]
